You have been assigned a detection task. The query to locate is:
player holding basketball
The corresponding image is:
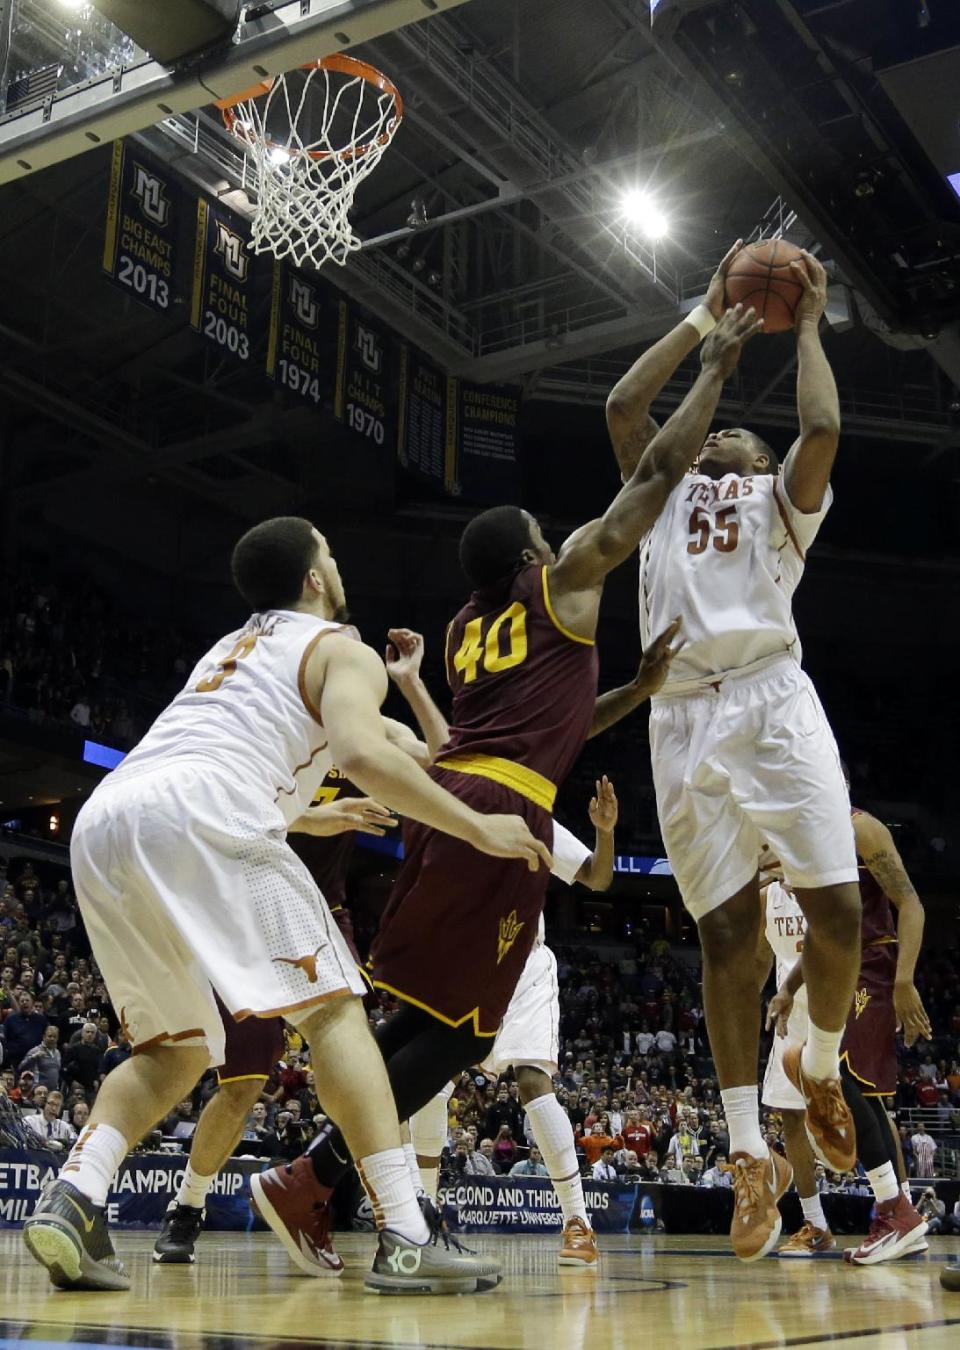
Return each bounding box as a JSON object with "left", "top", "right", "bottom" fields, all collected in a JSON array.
[
  {"left": 607, "top": 245, "right": 861, "bottom": 1261},
  {"left": 24, "top": 518, "right": 550, "bottom": 1295},
  {"left": 767, "top": 798, "right": 931, "bottom": 1265},
  {"left": 251, "top": 304, "right": 763, "bottom": 1274}
]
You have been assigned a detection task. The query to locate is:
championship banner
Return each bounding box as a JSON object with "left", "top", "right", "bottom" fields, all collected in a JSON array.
[
  {"left": 0, "top": 1148, "right": 261, "bottom": 1231},
  {"left": 334, "top": 300, "right": 393, "bottom": 446},
  {"left": 446, "top": 379, "right": 521, "bottom": 504},
  {"left": 439, "top": 1176, "right": 636, "bottom": 1235},
  {"left": 191, "top": 198, "right": 257, "bottom": 364},
  {"left": 266, "top": 262, "right": 324, "bottom": 405},
  {"left": 102, "top": 140, "right": 181, "bottom": 315},
  {"left": 397, "top": 345, "right": 454, "bottom": 492}
]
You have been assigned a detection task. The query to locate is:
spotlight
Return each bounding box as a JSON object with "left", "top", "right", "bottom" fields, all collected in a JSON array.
[
  {"left": 412, "top": 257, "right": 426, "bottom": 274},
  {"left": 57, "top": 0, "right": 87, "bottom": 9},
  {"left": 427, "top": 270, "right": 442, "bottom": 287},
  {"left": 268, "top": 146, "right": 291, "bottom": 167},
  {"left": 619, "top": 189, "right": 669, "bottom": 242}
]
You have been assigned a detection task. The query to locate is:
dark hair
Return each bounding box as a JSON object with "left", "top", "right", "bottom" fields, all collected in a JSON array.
[
  {"left": 750, "top": 431, "right": 779, "bottom": 472},
  {"left": 459, "top": 506, "right": 534, "bottom": 589},
  {"left": 231, "top": 517, "right": 320, "bottom": 611}
]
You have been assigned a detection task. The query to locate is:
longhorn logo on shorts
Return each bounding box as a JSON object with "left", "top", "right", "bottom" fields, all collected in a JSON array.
[
  {"left": 497, "top": 910, "right": 525, "bottom": 965},
  {"left": 214, "top": 221, "right": 249, "bottom": 282},
  {"left": 273, "top": 943, "right": 327, "bottom": 983},
  {"left": 131, "top": 163, "right": 170, "bottom": 227},
  {"left": 854, "top": 987, "right": 871, "bottom": 1019}
]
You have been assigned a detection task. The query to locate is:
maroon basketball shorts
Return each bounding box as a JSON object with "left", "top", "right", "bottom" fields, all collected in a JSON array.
[
  {"left": 371, "top": 765, "right": 554, "bottom": 1036},
  {"left": 216, "top": 994, "right": 285, "bottom": 1084},
  {"left": 840, "top": 942, "right": 898, "bottom": 1096},
  {"left": 330, "top": 903, "right": 361, "bottom": 965}
]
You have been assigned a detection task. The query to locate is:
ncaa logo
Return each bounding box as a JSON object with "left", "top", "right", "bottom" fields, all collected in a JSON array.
[
  {"left": 639, "top": 1194, "right": 656, "bottom": 1228},
  {"left": 386, "top": 1246, "right": 422, "bottom": 1274},
  {"left": 354, "top": 323, "right": 382, "bottom": 374},
  {"left": 131, "top": 164, "right": 169, "bottom": 227},
  {"left": 214, "top": 221, "right": 249, "bottom": 282},
  {"left": 289, "top": 276, "right": 319, "bottom": 329}
]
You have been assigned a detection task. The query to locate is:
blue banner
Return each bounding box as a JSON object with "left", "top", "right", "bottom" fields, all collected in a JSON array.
[
  {"left": 0, "top": 1149, "right": 260, "bottom": 1230},
  {"left": 439, "top": 1175, "right": 636, "bottom": 1234}
]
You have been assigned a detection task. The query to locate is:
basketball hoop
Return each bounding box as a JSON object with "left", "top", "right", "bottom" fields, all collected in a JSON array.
[{"left": 215, "top": 54, "right": 403, "bottom": 269}]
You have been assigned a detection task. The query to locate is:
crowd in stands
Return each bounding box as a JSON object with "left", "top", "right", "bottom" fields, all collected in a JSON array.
[{"left": 2, "top": 850, "right": 959, "bottom": 1210}]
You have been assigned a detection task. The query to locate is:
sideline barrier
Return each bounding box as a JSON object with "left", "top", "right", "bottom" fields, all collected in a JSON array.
[{"left": 440, "top": 1175, "right": 636, "bottom": 1234}]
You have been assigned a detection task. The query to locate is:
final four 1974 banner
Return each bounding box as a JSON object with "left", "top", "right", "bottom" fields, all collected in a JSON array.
[{"left": 267, "top": 262, "right": 324, "bottom": 405}]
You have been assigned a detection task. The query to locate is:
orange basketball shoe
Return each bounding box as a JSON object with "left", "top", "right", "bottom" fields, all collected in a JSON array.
[
  {"left": 778, "top": 1222, "right": 837, "bottom": 1257},
  {"left": 558, "top": 1216, "right": 599, "bottom": 1267},
  {"left": 724, "top": 1149, "right": 793, "bottom": 1262},
  {"left": 782, "top": 1044, "right": 856, "bottom": 1172}
]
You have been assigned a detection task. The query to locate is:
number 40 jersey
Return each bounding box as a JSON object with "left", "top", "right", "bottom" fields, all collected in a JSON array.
[
  {"left": 638, "top": 471, "right": 832, "bottom": 689},
  {"left": 438, "top": 563, "right": 599, "bottom": 794}
]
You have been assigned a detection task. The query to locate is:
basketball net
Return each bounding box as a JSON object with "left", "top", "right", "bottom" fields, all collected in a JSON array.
[{"left": 217, "top": 55, "right": 402, "bottom": 270}]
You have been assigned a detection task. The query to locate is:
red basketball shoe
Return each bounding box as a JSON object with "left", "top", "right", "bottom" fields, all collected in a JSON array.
[
  {"left": 846, "top": 1194, "right": 927, "bottom": 1266},
  {"left": 249, "top": 1156, "right": 344, "bottom": 1276}
]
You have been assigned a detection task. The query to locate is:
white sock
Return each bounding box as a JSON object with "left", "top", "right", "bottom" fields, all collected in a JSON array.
[
  {"left": 525, "top": 1092, "right": 588, "bottom": 1225},
  {"left": 176, "top": 1162, "right": 216, "bottom": 1210},
  {"left": 357, "top": 1148, "right": 429, "bottom": 1244},
  {"left": 720, "top": 1086, "right": 768, "bottom": 1160},
  {"left": 866, "top": 1161, "right": 900, "bottom": 1205},
  {"left": 402, "top": 1141, "right": 425, "bottom": 1199},
  {"left": 902, "top": 1180, "right": 913, "bottom": 1200},
  {"left": 408, "top": 1086, "right": 452, "bottom": 1202},
  {"left": 800, "top": 1021, "right": 842, "bottom": 1082},
  {"left": 800, "top": 1193, "right": 828, "bottom": 1231},
  {"left": 60, "top": 1123, "right": 128, "bottom": 1207}
]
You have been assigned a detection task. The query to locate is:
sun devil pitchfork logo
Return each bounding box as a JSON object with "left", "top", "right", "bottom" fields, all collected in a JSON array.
[
  {"left": 131, "top": 163, "right": 170, "bottom": 227},
  {"left": 497, "top": 910, "right": 525, "bottom": 965},
  {"left": 214, "top": 220, "right": 249, "bottom": 282},
  {"left": 289, "top": 276, "right": 319, "bottom": 328},
  {"left": 854, "top": 986, "right": 871, "bottom": 1019}
]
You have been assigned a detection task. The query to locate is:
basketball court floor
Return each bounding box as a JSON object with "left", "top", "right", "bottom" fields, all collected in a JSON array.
[{"left": 3, "top": 1231, "right": 959, "bottom": 1350}]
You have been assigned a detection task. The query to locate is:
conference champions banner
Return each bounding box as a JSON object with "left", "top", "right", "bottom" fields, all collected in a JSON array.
[
  {"left": 266, "top": 262, "right": 324, "bottom": 405},
  {"left": 191, "top": 198, "right": 258, "bottom": 365},
  {"left": 447, "top": 379, "right": 521, "bottom": 503},
  {"left": 397, "top": 345, "right": 454, "bottom": 492},
  {"left": 102, "top": 140, "right": 182, "bottom": 315},
  {"left": 0, "top": 1149, "right": 260, "bottom": 1230},
  {"left": 439, "top": 1175, "right": 636, "bottom": 1235},
  {"left": 334, "top": 300, "right": 393, "bottom": 447}
]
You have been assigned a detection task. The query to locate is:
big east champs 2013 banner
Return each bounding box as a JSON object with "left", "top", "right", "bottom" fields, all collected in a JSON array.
[{"left": 102, "top": 141, "right": 182, "bottom": 314}]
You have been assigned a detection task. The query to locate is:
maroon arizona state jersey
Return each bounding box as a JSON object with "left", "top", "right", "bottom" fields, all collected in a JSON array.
[
  {"left": 288, "top": 766, "right": 362, "bottom": 907},
  {"left": 853, "top": 808, "right": 898, "bottom": 950},
  {"left": 437, "top": 563, "right": 599, "bottom": 789}
]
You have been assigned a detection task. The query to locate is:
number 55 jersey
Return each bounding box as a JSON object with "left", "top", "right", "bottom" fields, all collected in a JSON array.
[{"left": 371, "top": 563, "right": 598, "bottom": 1034}]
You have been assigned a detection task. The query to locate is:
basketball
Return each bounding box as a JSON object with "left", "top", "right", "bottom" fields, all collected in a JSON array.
[{"left": 724, "top": 239, "right": 807, "bottom": 333}]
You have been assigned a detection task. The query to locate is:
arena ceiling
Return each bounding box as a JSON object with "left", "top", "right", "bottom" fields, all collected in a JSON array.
[{"left": 0, "top": 0, "right": 959, "bottom": 582}]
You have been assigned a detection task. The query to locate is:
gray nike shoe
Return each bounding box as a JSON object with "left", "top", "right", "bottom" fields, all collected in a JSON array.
[
  {"left": 364, "top": 1228, "right": 502, "bottom": 1295},
  {"left": 23, "top": 1179, "right": 130, "bottom": 1291}
]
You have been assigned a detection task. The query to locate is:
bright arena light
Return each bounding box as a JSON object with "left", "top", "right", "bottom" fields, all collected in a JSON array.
[
  {"left": 268, "top": 145, "right": 292, "bottom": 166},
  {"left": 57, "top": 0, "right": 88, "bottom": 10},
  {"left": 620, "top": 189, "right": 670, "bottom": 241}
]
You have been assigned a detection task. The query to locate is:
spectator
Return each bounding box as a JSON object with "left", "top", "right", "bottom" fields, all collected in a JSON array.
[
  {"left": 483, "top": 1085, "right": 524, "bottom": 1143},
  {"left": 61, "top": 1022, "right": 101, "bottom": 1096},
  {"left": 70, "top": 1100, "right": 90, "bottom": 1133},
  {"left": 617, "top": 1150, "right": 644, "bottom": 1182},
  {"left": 581, "top": 1122, "right": 624, "bottom": 1166},
  {"left": 17, "top": 1024, "right": 61, "bottom": 1090},
  {"left": 4, "top": 990, "right": 47, "bottom": 1067},
  {"left": 702, "top": 1154, "right": 732, "bottom": 1188},
  {"left": 492, "top": 1124, "right": 518, "bottom": 1173},
  {"left": 100, "top": 1033, "right": 131, "bottom": 1078},
  {"left": 162, "top": 1097, "right": 198, "bottom": 1140},
  {"left": 24, "top": 1089, "right": 76, "bottom": 1151},
  {"left": 911, "top": 1122, "right": 937, "bottom": 1177},
  {"left": 459, "top": 1137, "right": 496, "bottom": 1177},
  {"left": 510, "top": 1146, "right": 549, "bottom": 1177},
  {"left": 592, "top": 1146, "right": 618, "bottom": 1183},
  {"left": 916, "top": 1187, "right": 946, "bottom": 1232}
]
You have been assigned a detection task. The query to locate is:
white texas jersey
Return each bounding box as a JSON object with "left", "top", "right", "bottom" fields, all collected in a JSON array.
[
  {"left": 764, "top": 879, "right": 809, "bottom": 1035},
  {"left": 638, "top": 471, "right": 831, "bottom": 688},
  {"left": 541, "top": 821, "right": 592, "bottom": 946},
  {"left": 110, "top": 610, "right": 354, "bottom": 826}
]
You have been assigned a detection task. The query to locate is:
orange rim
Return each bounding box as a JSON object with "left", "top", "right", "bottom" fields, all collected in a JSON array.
[{"left": 216, "top": 54, "right": 403, "bottom": 162}]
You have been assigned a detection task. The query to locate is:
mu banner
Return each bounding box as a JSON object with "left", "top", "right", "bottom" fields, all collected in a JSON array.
[
  {"left": 266, "top": 262, "right": 324, "bottom": 405},
  {"left": 334, "top": 300, "right": 393, "bottom": 447},
  {"left": 191, "top": 199, "right": 259, "bottom": 364},
  {"left": 102, "top": 140, "right": 182, "bottom": 315}
]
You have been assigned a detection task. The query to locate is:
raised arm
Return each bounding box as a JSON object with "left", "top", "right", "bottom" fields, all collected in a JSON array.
[
  {"left": 852, "top": 810, "right": 931, "bottom": 1047},
  {"left": 306, "top": 635, "right": 550, "bottom": 871},
  {"left": 548, "top": 305, "right": 763, "bottom": 637},
  {"left": 385, "top": 627, "right": 449, "bottom": 762},
  {"left": 588, "top": 618, "right": 681, "bottom": 738},
  {"left": 606, "top": 241, "right": 742, "bottom": 479},
  {"left": 782, "top": 252, "right": 840, "bottom": 513},
  {"left": 573, "top": 777, "right": 618, "bottom": 892}
]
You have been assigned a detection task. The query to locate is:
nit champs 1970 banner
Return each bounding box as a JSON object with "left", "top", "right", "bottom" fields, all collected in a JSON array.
[
  {"left": 334, "top": 299, "right": 394, "bottom": 448},
  {"left": 102, "top": 141, "right": 182, "bottom": 315}
]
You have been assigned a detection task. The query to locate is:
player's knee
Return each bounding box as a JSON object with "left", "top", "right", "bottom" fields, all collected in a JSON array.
[
  {"left": 217, "top": 1077, "right": 265, "bottom": 1112},
  {"left": 516, "top": 1065, "right": 551, "bottom": 1104},
  {"left": 804, "top": 883, "right": 861, "bottom": 946},
  {"left": 697, "top": 907, "right": 751, "bottom": 965}
]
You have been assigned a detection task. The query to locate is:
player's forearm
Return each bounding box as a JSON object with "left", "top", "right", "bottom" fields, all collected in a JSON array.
[
  {"left": 335, "top": 739, "right": 481, "bottom": 846},
  {"left": 784, "top": 962, "right": 805, "bottom": 996},
  {"left": 392, "top": 674, "right": 450, "bottom": 763},
  {"left": 606, "top": 322, "right": 701, "bottom": 476},
  {"left": 786, "top": 323, "right": 840, "bottom": 512},
  {"left": 585, "top": 828, "right": 615, "bottom": 891},
  {"left": 894, "top": 895, "right": 925, "bottom": 986},
  {"left": 588, "top": 682, "right": 648, "bottom": 739}
]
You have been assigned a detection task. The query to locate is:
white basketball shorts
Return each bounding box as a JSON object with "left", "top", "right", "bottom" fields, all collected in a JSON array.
[
  {"left": 650, "top": 655, "right": 858, "bottom": 921},
  {"left": 481, "top": 943, "right": 559, "bottom": 1077},
  {"left": 70, "top": 759, "right": 365, "bottom": 1066},
  {"left": 761, "top": 996, "right": 809, "bottom": 1111}
]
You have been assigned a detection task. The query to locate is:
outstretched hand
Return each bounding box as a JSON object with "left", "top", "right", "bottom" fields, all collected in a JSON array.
[
  {"left": 701, "top": 305, "right": 764, "bottom": 379},
  {"left": 790, "top": 250, "right": 829, "bottom": 329},
  {"left": 705, "top": 239, "right": 744, "bottom": 321},
  {"left": 588, "top": 776, "right": 619, "bottom": 833},
  {"left": 385, "top": 628, "right": 425, "bottom": 683}
]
